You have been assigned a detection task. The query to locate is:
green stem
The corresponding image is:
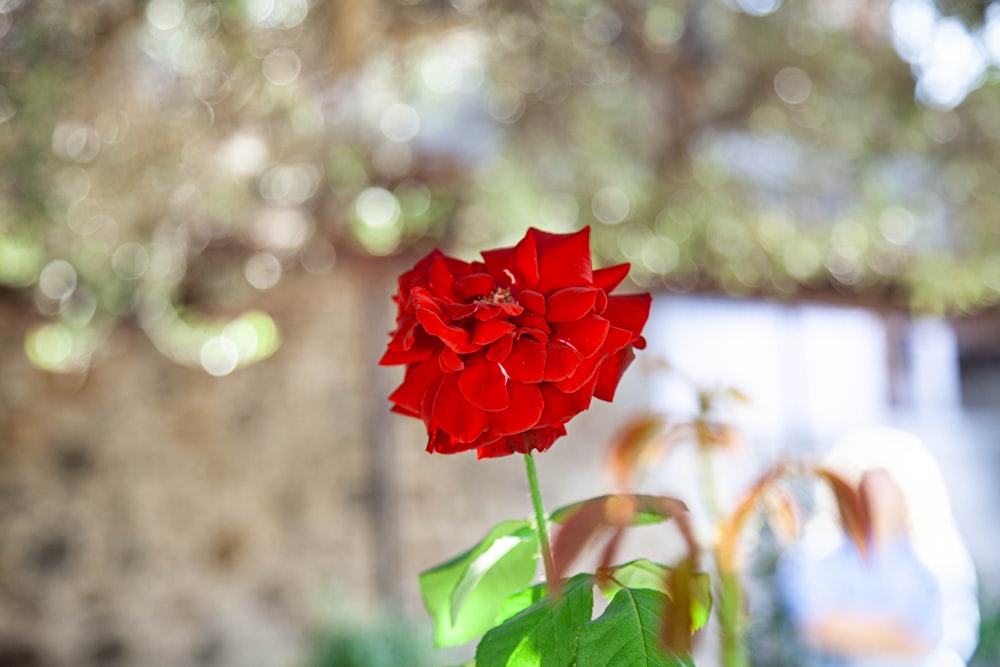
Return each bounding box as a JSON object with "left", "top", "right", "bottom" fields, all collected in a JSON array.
[
  {"left": 698, "top": 432, "right": 723, "bottom": 527},
  {"left": 523, "top": 452, "right": 556, "bottom": 587},
  {"left": 719, "top": 572, "right": 750, "bottom": 667},
  {"left": 697, "top": 426, "right": 748, "bottom": 667}
]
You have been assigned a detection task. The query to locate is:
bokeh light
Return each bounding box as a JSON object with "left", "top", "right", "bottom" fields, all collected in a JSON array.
[{"left": 2, "top": 0, "right": 1000, "bottom": 376}]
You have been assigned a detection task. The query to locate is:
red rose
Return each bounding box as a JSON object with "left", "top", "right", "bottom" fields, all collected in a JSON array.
[{"left": 380, "top": 227, "right": 651, "bottom": 459}]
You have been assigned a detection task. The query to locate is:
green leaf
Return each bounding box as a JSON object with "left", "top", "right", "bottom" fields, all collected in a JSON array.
[
  {"left": 451, "top": 534, "right": 532, "bottom": 622},
  {"left": 684, "top": 571, "right": 712, "bottom": 634},
  {"left": 496, "top": 583, "right": 547, "bottom": 624},
  {"left": 577, "top": 587, "right": 693, "bottom": 667},
  {"left": 420, "top": 520, "right": 540, "bottom": 647},
  {"left": 475, "top": 573, "right": 594, "bottom": 667},
  {"left": 598, "top": 560, "right": 711, "bottom": 633},
  {"left": 601, "top": 559, "right": 672, "bottom": 598},
  {"left": 662, "top": 558, "right": 713, "bottom": 656}
]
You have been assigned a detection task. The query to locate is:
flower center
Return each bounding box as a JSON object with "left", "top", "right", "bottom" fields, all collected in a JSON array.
[{"left": 481, "top": 287, "right": 516, "bottom": 305}]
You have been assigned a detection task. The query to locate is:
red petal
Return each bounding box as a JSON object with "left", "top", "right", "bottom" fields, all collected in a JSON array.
[
  {"left": 480, "top": 246, "right": 515, "bottom": 286},
  {"left": 487, "top": 333, "right": 514, "bottom": 362},
  {"left": 385, "top": 317, "right": 419, "bottom": 353},
  {"left": 514, "top": 314, "right": 551, "bottom": 337},
  {"left": 550, "top": 351, "right": 604, "bottom": 394},
  {"left": 413, "top": 291, "right": 478, "bottom": 354},
  {"left": 592, "top": 263, "right": 631, "bottom": 291},
  {"left": 602, "top": 293, "right": 652, "bottom": 339},
  {"left": 503, "top": 337, "right": 546, "bottom": 383},
  {"left": 391, "top": 403, "right": 420, "bottom": 419},
  {"left": 473, "top": 318, "right": 516, "bottom": 345},
  {"left": 454, "top": 272, "right": 495, "bottom": 299},
  {"left": 544, "top": 339, "right": 583, "bottom": 382},
  {"left": 397, "top": 250, "right": 439, "bottom": 295},
  {"left": 444, "top": 302, "right": 478, "bottom": 321},
  {"left": 481, "top": 425, "right": 567, "bottom": 458},
  {"left": 439, "top": 254, "right": 475, "bottom": 279},
  {"left": 539, "top": 376, "right": 598, "bottom": 425},
  {"left": 458, "top": 355, "right": 510, "bottom": 412},
  {"left": 517, "top": 289, "right": 546, "bottom": 315},
  {"left": 439, "top": 347, "right": 465, "bottom": 372},
  {"left": 388, "top": 356, "right": 443, "bottom": 418},
  {"left": 516, "top": 326, "right": 549, "bottom": 344},
  {"left": 552, "top": 326, "right": 632, "bottom": 394},
  {"left": 594, "top": 290, "right": 607, "bottom": 315},
  {"left": 551, "top": 315, "right": 610, "bottom": 357},
  {"left": 601, "top": 322, "right": 636, "bottom": 355},
  {"left": 491, "top": 382, "right": 543, "bottom": 436},
  {"left": 531, "top": 426, "right": 567, "bottom": 453},
  {"left": 427, "top": 428, "right": 481, "bottom": 454},
  {"left": 533, "top": 227, "right": 594, "bottom": 293},
  {"left": 476, "top": 439, "right": 515, "bottom": 458},
  {"left": 546, "top": 287, "right": 598, "bottom": 322},
  {"left": 432, "top": 373, "right": 490, "bottom": 442},
  {"left": 380, "top": 346, "right": 432, "bottom": 366},
  {"left": 474, "top": 302, "right": 524, "bottom": 320},
  {"left": 509, "top": 229, "right": 540, "bottom": 290},
  {"left": 428, "top": 255, "right": 457, "bottom": 299},
  {"left": 594, "top": 344, "right": 636, "bottom": 401},
  {"left": 430, "top": 426, "right": 510, "bottom": 454}
]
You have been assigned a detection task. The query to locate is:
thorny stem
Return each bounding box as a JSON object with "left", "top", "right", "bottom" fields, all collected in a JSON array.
[{"left": 524, "top": 452, "right": 556, "bottom": 587}]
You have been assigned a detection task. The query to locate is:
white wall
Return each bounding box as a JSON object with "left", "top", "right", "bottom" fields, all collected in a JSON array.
[{"left": 642, "top": 294, "right": 1000, "bottom": 591}]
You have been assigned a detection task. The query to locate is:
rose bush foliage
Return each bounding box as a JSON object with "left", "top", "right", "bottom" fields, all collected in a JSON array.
[{"left": 380, "top": 227, "right": 651, "bottom": 458}]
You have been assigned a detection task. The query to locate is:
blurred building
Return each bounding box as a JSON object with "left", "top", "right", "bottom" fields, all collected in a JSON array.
[{"left": 646, "top": 294, "right": 1000, "bottom": 594}]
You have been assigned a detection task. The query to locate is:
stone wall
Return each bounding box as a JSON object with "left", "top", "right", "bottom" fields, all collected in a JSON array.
[{"left": 0, "top": 262, "right": 653, "bottom": 667}]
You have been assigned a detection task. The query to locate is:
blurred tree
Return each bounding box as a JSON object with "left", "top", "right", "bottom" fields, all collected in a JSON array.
[{"left": 2, "top": 0, "right": 1000, "bottom": 373}]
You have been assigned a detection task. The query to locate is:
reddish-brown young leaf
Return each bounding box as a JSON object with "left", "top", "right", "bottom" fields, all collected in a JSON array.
[
  {"left": 661, "top": 557, "right": 698, "bottom": 657},
  {"left": 550, "top": 500, "right": 619, "bottom": 594},
  {"left": 715, "top": 465, "right": 786, "bottom": 575},
  {"left": 596, "top": 526, "right": 626, "bottom": 588},
  {"left": 606, "top": 414, "right": 666, "bottom": 489},
  {"left": 637, "top": 495, "right": 700, "bottom": 565},
  {"left": 694, "top": 419, "right": 740, "bottom": 451},
  {"left": 762, "top": 484, "right": 802, "bottom": 546},
  {"left": 605, "top": 415, "right": 692, "bottom": 490},
  {"left": 815, "top": 466, "right": 871, "bottom": 559},
  {"left": 550, "top": 494, "right": 693, "bottom": 594}
]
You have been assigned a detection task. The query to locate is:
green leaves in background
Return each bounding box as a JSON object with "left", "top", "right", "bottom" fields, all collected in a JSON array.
[
  {"left": 419, "top": 520, "right": 539, "bottom": 647},
  {"left": 578, "top": 587, "right": 693, "bottom": 667},
  {"left": 476, "top": 573, "right": 594, "bottom": 667}
]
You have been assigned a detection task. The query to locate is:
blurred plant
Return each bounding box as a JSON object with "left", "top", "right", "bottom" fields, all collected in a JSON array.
[
  {"left": 6, "top": 0, "right": 1000, "bottom": 376},
  {"left": 970, "top": 594, "right": 1000, "bottom": 667},
  {"left": 406, "top": 351, "right": 875, "bottom": 666},
  {"left": 591, "top": 367, "right": 875, "bottom": 667},
  {"left": 305, "top": 615, "right": 432, "bottom": 667}
]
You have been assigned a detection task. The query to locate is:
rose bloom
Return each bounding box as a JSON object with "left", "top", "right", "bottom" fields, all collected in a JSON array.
[{"left": 380, "top": 227, "right": 651, "bottom": 459}]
